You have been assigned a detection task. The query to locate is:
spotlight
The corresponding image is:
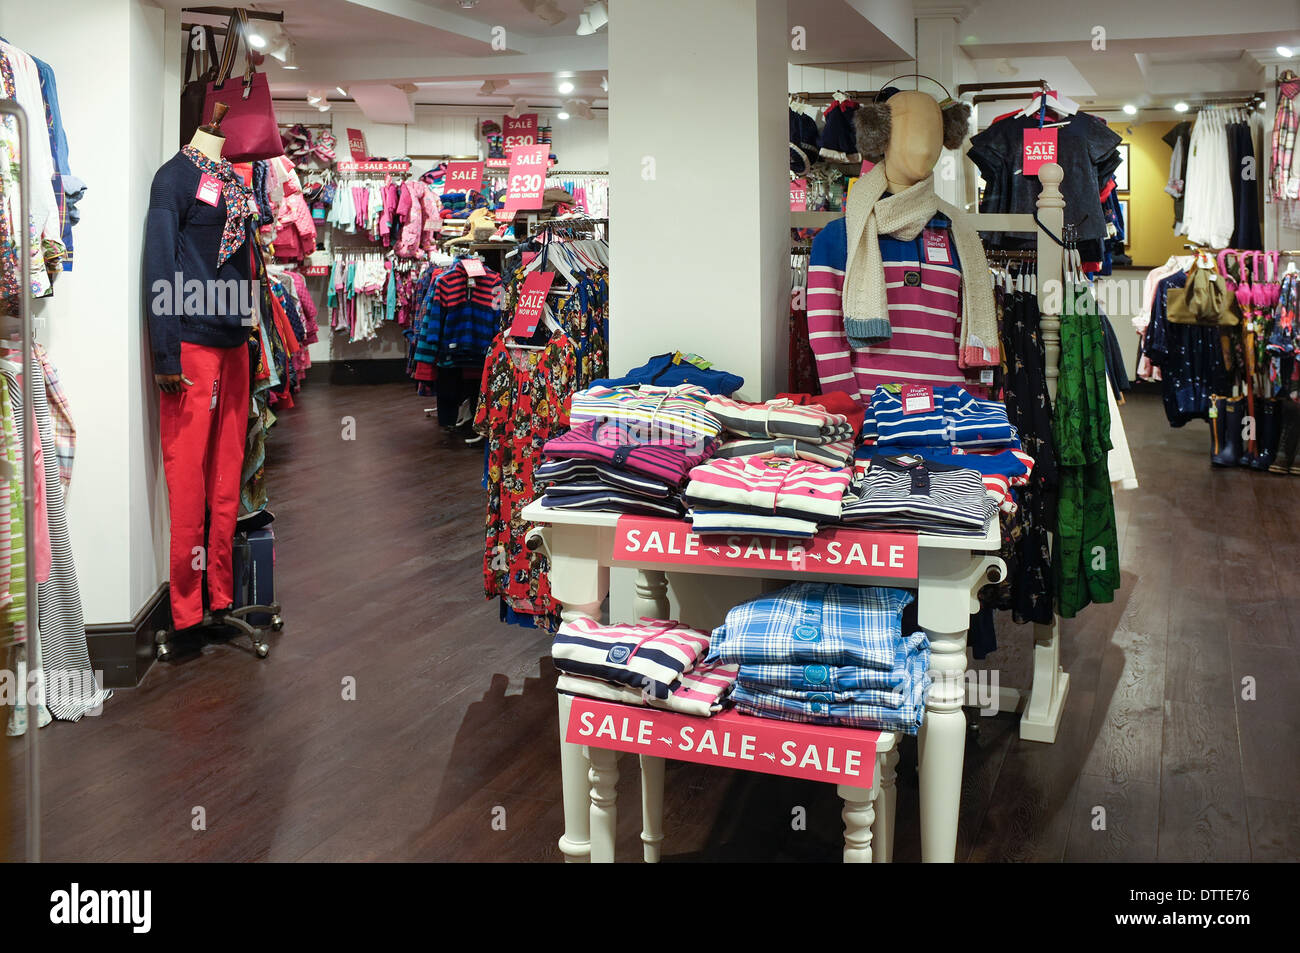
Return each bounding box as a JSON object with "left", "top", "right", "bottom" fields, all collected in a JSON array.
[
  {"left": 336, "top": 86, "right": 349, "bottom": 97},
  {"left": 558, "top": 80, "right": 575, "bottom": 94},
  {"left": 1174, "top": 101, "right": 1188, "bottom": 112},
  {"left": 279, "top": 42, "right": 299, "bottom": 69},
  {"left": 479, "top": 79, "right": 510, "bottom": 95},
  {"left": 1278, "top": 46, "right": 1294, "bottom": 57},
  {"left": 1122, "top": 104, "right": 1137, "bottom": 115},
  {"left": 557, "top": 110, "right": 570, "bottom": 120},
  {"left": 307, "top": 89, "right": 324, "bottom": 104},
  {"left": 507, "top": 97, "right": 530, "bottom": 118},
  {"left": 600, "top": 75, "right": 608, "bottom": 93},
  {"left": 576, "top": 1, "right": 608, "bottom": 34},
  {"left": 247, "top": 31, "right": 267, "bottom": 50}
]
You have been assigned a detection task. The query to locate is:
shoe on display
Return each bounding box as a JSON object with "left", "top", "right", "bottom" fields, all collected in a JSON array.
[
  {"left": 456, "top": 399, "right": 472, "bottom": 428},
  {"left": 1269, "top": 400, "right": 1300, "bottom": 474},
  {"left": 1248, "top": 397, "right": 1280, "bottom": 470},
  {"left": 1209, "top": 395, "right": 1244, "bottom": 467}
]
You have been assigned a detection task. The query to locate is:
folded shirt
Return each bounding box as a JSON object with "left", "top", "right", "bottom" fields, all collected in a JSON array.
[
  {"left": 544, "top": 419, "right": 718, "bottom": 485},
  {"left": 774, "top": 391, "right": 865, "bottom": 434},
  {"left": 852, "top": 447, "right": 1032, "bottom": 516},
  {"left": 537, "top": 458, "right": 678, "bottom": 498},
  {"left": 686, "top": 457, "right": 851, "bottom": 522},
  {"left": 706, "top": 583, "right": 914, "bottom": 669},
  {"left": 840, "top": 455, "right": 992, "bottom": 535},
  {"left": 556, "top": 661, "right": 740, "bottom": 717},
  {"left": 863, "top": 384, "right": 1018, "bottom": 449},
  {"left": 714, "top": 436, "right": 854, "bottom": 468},
  {"left": 688, "top": 509, "right": 821, "bottom": 538},
  {"left": 743, "top": 658, "right": 927, "bottom": 710},
  {"left": 552, "top": 617, "right": 711, "bottom": 700},
  {"left": 591, "top": 352, "right": 744, "bottom": 396},
  {"left": 705, "top": 395, "right": 854, "bottom": 444},
  {"left": 736, "top": 633, "right": 929, "bottom": 692},
  {"left": 570, "top": 383, "right": 723, "bottom": 445},
  {"left": 541, "top": 490, "right": 685, "bottom": 518},
  {"left": 730, "top": 681, "right": 927, "bottom": 734}
]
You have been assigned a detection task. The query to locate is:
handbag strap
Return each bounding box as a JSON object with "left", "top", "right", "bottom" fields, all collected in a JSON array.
[{"left": 214, "top": 9, "right": 246, "bottom": 87}]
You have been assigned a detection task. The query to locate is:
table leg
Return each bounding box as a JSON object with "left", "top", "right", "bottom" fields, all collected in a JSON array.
[
  {"left": 557, "top": 693, "right": 591, "bottom": 863},
  {"left": 588, "top": 746, "right": 620, "bottom": 863},
  {"left": 871, "top": 746, "right": 899, "bottom": 863},
  {"left": 838, "top": 782, "right": 877, "bottom": 863},
  {"left": 635, "top": 569, "right": 670, "bottom": 620},
  {"left": 639, "top": 755, "right": 665, "bottom": 863}
]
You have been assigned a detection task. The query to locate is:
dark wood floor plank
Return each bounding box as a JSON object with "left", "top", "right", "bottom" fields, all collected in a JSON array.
[
  {"left": 1063, "top": 775, "right": 1160, "bottom": 862},
  {"left": 1158, "top": 700, "right": 1250, "bottom": 862}
]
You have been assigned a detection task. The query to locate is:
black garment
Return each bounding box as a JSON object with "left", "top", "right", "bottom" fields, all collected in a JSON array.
[
  {"left": 1162, "top": 121, "right": 1192, "bottom": 232},
  {"left": 435, "top": 368, "right": 468, "bottom": 428},
  {"left": 1099, "top": 310, "right": 1131, "bottom": 399},
  {"left": 968, "top": 111, "right": 1121, "bottom": 261},
  {"left": 1229, "top": 122, "right": 1262, "bottom": 250},
  {"left": 143, "top": 151, "right": 255, "bottom": 375},
  {"left": 996, "top": 279, "right": 1056, "bottom": 625}
]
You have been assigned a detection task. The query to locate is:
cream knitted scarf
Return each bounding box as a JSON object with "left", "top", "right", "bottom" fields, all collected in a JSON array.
[{"left": 843, "top": 162, "right": 999, "bottom": 367}]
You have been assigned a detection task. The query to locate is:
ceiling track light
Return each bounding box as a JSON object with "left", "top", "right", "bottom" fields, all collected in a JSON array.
[
  {"left": 576, "top": 1, "right": 608, "bottom": 35},
  {"left": 307, "top": 88, "right": 326, "bottom": 105},
  {"left": 1174, "top": 101, "right": 1189, "bottom": 113},
  {"left": 1278, "top": 45, "right": 1294, "bottom": 58},
  {"left": 557, "top": 80, "right": 575, "bottom": 94},
  {"left": 1122, "top": 103, "right": 1137, "bottom": 115},
  {"left": 336, "top": 86, "right": 348, "bottom": 97}
]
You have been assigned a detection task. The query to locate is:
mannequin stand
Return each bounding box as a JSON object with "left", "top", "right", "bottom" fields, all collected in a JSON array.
[{"left": 154, "top": 603, "right": 282, "bottom": 661}]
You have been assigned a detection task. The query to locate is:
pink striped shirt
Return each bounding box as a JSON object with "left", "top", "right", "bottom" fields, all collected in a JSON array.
[{"left": 686, "top": 457, "right": 850, "bottom": 520}]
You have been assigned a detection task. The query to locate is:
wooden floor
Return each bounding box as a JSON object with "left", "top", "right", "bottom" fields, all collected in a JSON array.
[{"left": 5, "top": 382, "right": 1299, "bottom": 862}]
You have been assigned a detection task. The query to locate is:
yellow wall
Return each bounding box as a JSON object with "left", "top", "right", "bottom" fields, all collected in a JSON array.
[{"left": 1109, "top": 120, "right": 1189, "bottom": 269}]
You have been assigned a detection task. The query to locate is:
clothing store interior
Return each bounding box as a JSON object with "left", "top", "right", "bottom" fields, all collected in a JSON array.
[{"left": 1, "top": 0, "right": 1298, "bottom": 868}]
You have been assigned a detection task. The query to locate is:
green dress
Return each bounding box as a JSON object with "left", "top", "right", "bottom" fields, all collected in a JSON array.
[{"left": 1052, "top": 283, "right": 1120, "bottom": 618}]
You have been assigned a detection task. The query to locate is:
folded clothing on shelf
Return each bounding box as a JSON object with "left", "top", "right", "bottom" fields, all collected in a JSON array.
[
  {"left": 862, "top": 384, "right": 1018, "bottom": 449},
  {"left": 687, "top": 509, "right": 821, "bottom": 538},
  {"left": 543, "top": 419, "right": 719, "bottom": 486},
  {"left": 685, "top": 457, "right": 851, "bottom": 528},
  {"left": 590, "top": 352, "right": 744, "bottom": 396},
  {"left": 714, "top": 436, "right": 854, "bottom": 468},
  {"left": 556, "top": 661, "right": 740, "bottom": 717},
  {"left": 840, "top": 454, "right": 995, "bottom": 536},
  {"left": 540, "top": 490, "right": 684, "bottom": 518},
  {"left": 729, "top": 676, "right": 927, "bottom": 733},
  {"left": 537, "top": 458, "right": 678, "bottom": 498},
  {"left": 705, "top": 395, "right": 855, "bottom": 444},
  {"left": 737, "top": 632, "right": 929, "bottom": 692},
  {"left": 569, "top": 383, "right": 723, "bottom": 446},
  {"left": 552, "top": 617, "right": 711, "bottom": 700}
]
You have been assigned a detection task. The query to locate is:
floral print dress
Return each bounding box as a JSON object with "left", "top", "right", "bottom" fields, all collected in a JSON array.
[{"left": 474, "top": 331, "right": 577, "bottom": 619}]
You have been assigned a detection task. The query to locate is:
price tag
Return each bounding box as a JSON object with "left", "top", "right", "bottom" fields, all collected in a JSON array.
[
  {"left": 1022, "top": 127, "right": 1058, "bottom": 175},
  {"left": 979, "top": 368, "right": 995, "bottom": 385},
  {"left": 900, "top": 384, "right": 935, "bottom": 415},
  {"left": 502, "top": 113, "right": 538, "bottom": 150},
  {"left": 196, "top": 173, "right": 222, "bottom": 206},
  {"left": 922, "top": 228, "right": 951, "bottom": 265},
  {"left": 445, "top": 161, "right": 484, "bottom": 193},
  {"left": 461, "top": 258, "right": 486, "bottom": 278},
  {"left": 509, "top": 270, "right": 556, "bottom": 337},
  {"left": 860, "top": 159, "right": 875, "bottom": 174},
  {"left": 790, "top": 177, "right": 808, "bottom": 212},
  {"left": 502, "top": 145, "right": 550, "bottom": 211}
]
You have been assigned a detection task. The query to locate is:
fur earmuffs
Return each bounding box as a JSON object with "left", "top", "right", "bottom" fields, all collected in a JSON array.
[{"left": 853, "top": 98, "right": 973, "bottom": 161}]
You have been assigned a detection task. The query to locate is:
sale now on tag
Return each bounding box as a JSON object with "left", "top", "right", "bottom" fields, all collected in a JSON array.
[
  {"left": 900, "top": 384, "right": 935, "bottom": 415},
  {"left": 346, "top": 127, "right": 368, "bottom": 161},
  {"left": 508, "top": 270, "right": 555, "bottom": 337},
  {"left": 567, "top": 698, "right": 880, "bottom": 788},
  {"left": 444, "top": 161, "right": 484, "bottom": 193},
  {"left": 1022, "top": 127, "right": 1058, "bottom": 175},
  {"left": 502, "top": 113, "right": 538, "bottom": 150},
  {"left": 790, "top": 177, "right": 808, "bottom": 212},
  {"left": 503, "top": 144, "right": 550, "bottom": 211}
]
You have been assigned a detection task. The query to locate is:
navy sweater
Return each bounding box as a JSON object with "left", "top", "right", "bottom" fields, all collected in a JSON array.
[{"left": 144, "top": 152, "right": 253, "bottom": 375}]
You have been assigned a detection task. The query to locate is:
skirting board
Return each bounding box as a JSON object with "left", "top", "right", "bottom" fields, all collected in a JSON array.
[
  {"left": 325, "top": 358, "right": 410, "bottom": 385},
  {"left": 84, "top": 583, "right": 170, "bottom": 689}
]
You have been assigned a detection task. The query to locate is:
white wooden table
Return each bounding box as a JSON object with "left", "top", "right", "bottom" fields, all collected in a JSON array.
[{"left": 524, "top": 501, "right": 1013, "bottom": 863}]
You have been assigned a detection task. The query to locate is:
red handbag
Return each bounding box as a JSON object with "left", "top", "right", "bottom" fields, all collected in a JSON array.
[{"left": 201, "top": 9, "right": 281, "bottom": 162}]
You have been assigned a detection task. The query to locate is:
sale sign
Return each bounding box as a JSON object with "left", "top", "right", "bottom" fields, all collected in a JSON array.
[
  {"left": 502, "top": 113, "right": 538, "bottom": 150},
  {"left": 1022, "top": 127, "right": 1058, "bottom": 175},
  {"left": 790, "top": 177, "right": 808, "bottom": 212},
  {"left": 508, "top": 270, "right": 556, "bottom": 337},
  {"left": 612, "top": 516, "right": 919, "bottom": 581},
  {"left": 503, "top": 144, "right": 549, "bottom": 211},
  {"left": 444, "top": 161, "right": 484, "bottom": 192},
  {"left": 566, "top": 698, "right": 881, "bottom": 788},
  {"left": 346, "top": 128, "right": 368, "bottom": 161}
]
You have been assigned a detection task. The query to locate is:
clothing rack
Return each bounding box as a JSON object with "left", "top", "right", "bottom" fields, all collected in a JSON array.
[
  {"left": 956, "top": 79, "right": 1052, "bottom": 106},
  {"left": 969, "top": 162, "right": 1070, "bottom": 743}
]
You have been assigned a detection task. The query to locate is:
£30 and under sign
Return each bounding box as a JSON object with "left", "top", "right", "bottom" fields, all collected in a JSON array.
[{"left": 503, "top": 144, "right": 550, "bottom": 211}]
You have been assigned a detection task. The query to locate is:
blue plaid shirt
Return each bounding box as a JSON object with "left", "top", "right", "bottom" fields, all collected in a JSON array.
[
  {"left": 705, "top": 583, "right": 914, "bottom": 669},
  {"left": 731, "top": 681, "right": 928, "bottom": 734},
  {"left": 736, "top": 632, "right": 928, "bottom": 692}
]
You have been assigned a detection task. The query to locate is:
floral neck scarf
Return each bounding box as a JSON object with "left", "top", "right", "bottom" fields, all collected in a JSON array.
[{"left": 181, "top": 144, "right": 257, "bottom": 269}]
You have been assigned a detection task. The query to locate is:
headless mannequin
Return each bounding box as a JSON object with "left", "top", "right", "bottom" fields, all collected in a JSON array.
[
  {"left": 156, "top": 103, "right": 228, "bottom": 393},
  {"left": 880, "top": 91, "right": 944, "bottom": 193}
]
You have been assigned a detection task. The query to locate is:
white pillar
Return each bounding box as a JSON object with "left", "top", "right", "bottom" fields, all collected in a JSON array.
[
  {"left": 0, "top": 0, "right": 172, "bottom": 624},
  {"left": 608, "top": 0, "right": 790, "bottom": 401}
]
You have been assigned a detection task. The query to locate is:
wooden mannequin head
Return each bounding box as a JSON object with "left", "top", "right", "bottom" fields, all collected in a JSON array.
[
  {"left": 882, "top": 90, "right": 943, "bottom": 191},
  {"left": 189, "top": 102, "right": 228, "bottom": 162}
]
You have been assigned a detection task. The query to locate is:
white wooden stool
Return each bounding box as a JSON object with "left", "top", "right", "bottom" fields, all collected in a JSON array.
[{"left": 569, "top": 697, "right": 901, "bottom": 863}]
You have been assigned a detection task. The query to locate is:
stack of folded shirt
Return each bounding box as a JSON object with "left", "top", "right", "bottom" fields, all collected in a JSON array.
[
  {"left": 685, "top": 456, "right": 852, "bottom": 537},
  {"left": 552, "top": 617, "right": 739, "bottom": 716},
  {"left": 861, "top": 384, "right": 1019, "bottom": 450},
  {"left": 852, "top": 446, "right": 1035, "bottom": 519},
  {"left": 706, "top": 582, "right": 930, "bottom": 733},
  {"left": 570, "top": 383, "right": 723, "bottom": 449},
  {"left": 840, "top": 454, "right": 997, "bottom": 537},
  {"left": 538, "top": 414, "right": 720, "bottom": 517},
  {"left": 705, "top": 394, "right": 857, "bottom": 467}
]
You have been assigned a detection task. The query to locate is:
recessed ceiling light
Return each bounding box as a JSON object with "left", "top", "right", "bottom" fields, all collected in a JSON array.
[
  {"left": 557, "top": 110, "right": 570, "bottom": 120},
  {"left": 247, "top": 32, "right": 267, "bottom": 50},
  {"left": 1174, "top": 101, "right": 1188, "bottom": 112},
  {"left": 1278, "top": 46, "right": 1294, "bottom": 57},
  {"left": 558, "top": 80, "right": 575, "bottom": 94},
  {"left": 336, "top": 86, "right": 348, "bottom": 97},
  {"left": 1122, "top": 104, "right": 1137, "bottom": 115}
]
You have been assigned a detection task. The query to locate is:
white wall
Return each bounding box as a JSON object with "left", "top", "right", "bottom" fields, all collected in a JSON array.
[{"left": 0, "top": 0, "right": 171, "bottom": 624}]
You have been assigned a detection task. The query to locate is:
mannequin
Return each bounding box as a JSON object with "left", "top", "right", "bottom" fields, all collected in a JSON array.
[
  {"left": 143, "top": 102, "right": 257, "bottom": 631},
  {"left": 879, "top": 91, "right": 944, "bottom": 193}
]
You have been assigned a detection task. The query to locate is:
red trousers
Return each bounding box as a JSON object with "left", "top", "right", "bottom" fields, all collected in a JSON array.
[{"left": 160, "top": 341, "right": 250, "bottom": 629}]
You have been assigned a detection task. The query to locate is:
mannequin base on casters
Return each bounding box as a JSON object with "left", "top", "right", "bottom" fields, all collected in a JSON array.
[{"left": 154, "top": 604, "right": 282, "bottom": 661}]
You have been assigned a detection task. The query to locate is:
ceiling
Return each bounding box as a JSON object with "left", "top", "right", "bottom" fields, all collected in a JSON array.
[{"left": 167, "top": 0, "right": 1300, "bottom": 120}]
